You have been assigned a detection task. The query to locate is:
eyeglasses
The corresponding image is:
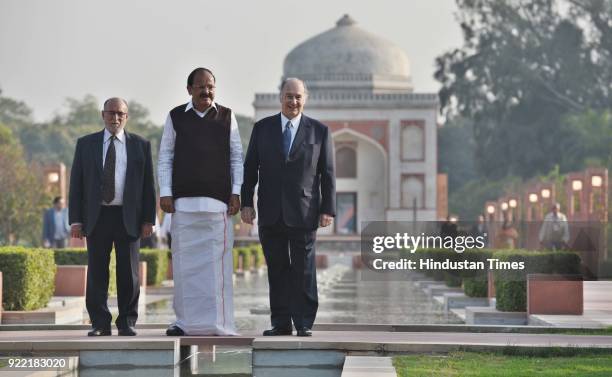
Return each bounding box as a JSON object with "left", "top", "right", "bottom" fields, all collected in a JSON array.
[{"left": 103, "top": 111, "right": 128, "bottom": 118}]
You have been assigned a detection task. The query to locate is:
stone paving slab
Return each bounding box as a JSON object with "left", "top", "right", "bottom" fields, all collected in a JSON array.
[
  {"left": 341, "top": 356, "right": 396, "bottom": 377},
  {"left": 252, "top": 331, "right": 612, "bottom": 352}
]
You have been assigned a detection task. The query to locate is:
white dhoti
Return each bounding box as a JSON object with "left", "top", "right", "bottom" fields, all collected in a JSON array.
[{"left": 171, "top": 211, "right": 237, "bottom": 335}]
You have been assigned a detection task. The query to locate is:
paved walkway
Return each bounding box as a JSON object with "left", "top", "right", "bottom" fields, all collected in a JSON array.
[
  {"left": 2, "top": 329, "right": 612, "bottom": 353},
  {"left": 530, "top": 281, "right": 612, "bottom": 328}
]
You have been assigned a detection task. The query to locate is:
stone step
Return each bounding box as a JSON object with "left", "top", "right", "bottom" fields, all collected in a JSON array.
[{"left": 341, "top": 356, "right": 396, "bottom": 377}]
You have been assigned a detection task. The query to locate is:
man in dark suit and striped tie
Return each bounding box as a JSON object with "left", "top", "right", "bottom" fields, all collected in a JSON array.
[
  {"left": 241, "top": 78, "right": 336, "bottom": 337},
  {"left": 69, "top": 97, "right": 156, "bottom": 337}
]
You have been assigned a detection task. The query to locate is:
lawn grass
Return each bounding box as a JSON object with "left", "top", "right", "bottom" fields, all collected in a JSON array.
[{"left": 394, "top": 352, "right": 612, "bottom": 377}]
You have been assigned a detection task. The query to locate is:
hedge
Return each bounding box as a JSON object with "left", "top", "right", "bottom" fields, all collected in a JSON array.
[
  {"left": 0, "top": 247, "right": 56, "bottom": 310},
  {"left": 139, "top": 249, "right": 169, "bottom": 286},
  {"left": 233, "top": 247, "right": 252, "bottom": 271},
  {"left": 461, "top": 249, "right": 494, "bottom": 297},
  {"left": 493, "top": 250, "right": 582, "bottom": 312},
  {"left": 54, "top": 248, "right": 117, "bottom": 296}
]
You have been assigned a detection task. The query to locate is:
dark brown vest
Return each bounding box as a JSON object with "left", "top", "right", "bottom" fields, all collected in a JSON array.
[{"left": 170, "top": 103, "right": 232, "bottom": 204}]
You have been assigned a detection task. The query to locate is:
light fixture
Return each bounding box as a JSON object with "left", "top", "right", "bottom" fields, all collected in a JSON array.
[
  {"left": 541, "top": 189, "right": 551, "bottom": 199},
  {"left": 501, "top": 202, "right": 509, "bottom": 211},
  {"left": 47, "top": 172, "right": 59, "bottom": 183},
  {"left": 572, "top": 180, "right": 583, "bottom": 191},
  {"left": 509, "top": 199, "right": 518, "bottom": 208},
  {"left": 529, "top": 193, "right": 538, "bottom": 203},
  {"left": 591, "top": 176, "right": 603, "bottom": 188},
  {"left": 486, "top": 205, "right": 495, "bottom": 214}
]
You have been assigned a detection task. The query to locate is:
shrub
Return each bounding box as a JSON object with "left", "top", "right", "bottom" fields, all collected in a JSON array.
[
  {"left": 249, "top": 244, "right": 265, "bottom": 269},
  {"left": 461, "top": 249, "right": 494, "bottom": 297},
  {"left": 53, "top": 248, "right": 117, "bottom": 296},
  {"left": 233, "top": 247, "right": 251, "bottom": 272},
  {"left": 139, "top": 249, "right": 169, "bottom": 286},
  {"left": 493, "top": 250, "right": 581, "bottom": 312},
  {"left": 0, "top": 246, "right": 56, "bottom": 310}
]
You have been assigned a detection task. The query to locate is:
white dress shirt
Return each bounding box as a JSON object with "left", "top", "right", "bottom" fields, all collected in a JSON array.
[
  {"left": 158, "top": 101, "right": 244, "bottom": 213},
  {"left": 102, "top": 128, "right": 127, "bottom": 206},
  {"left": 280, "top": 112, "right": 302, "bottom": 153}
]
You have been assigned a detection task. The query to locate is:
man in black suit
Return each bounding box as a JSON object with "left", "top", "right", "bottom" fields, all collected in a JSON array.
[
  {"left": 241, "top": 78, "right": 336, "bottom": 337},
  {"left": 69, "top": 97, "right": 156, "bottom": 337}
]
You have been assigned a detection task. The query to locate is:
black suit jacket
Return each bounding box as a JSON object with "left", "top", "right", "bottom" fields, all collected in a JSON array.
[
  {"left": 69, "top": 130, "right": 156, "bottom": 238},
  {"left": 242, "top": 113, "right": 336, "bottom": 229}
]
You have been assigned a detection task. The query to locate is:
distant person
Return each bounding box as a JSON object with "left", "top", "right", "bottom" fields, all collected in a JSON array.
[
  {"left": 42, "top": 196, "right": 70, "bottom": 248},
  {"left": 69, "top": 97, "right": 156, "bottom": 337},
  {"left": 539, "top": 202, "right": 569, "bottom": 250},
  {"left": 470, "top": 214, "right": 489, "bottom": 247},
  {"left": 495, "top": 218, "right": 519, "bottom": 249},
  {"left": 440, "top": 215, "right": 458, "bottom": 239}
]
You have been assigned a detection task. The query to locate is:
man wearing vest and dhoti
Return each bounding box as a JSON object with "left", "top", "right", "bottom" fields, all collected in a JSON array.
[{"left": 158, "top": 67, "right": 243, "bottom": 336}]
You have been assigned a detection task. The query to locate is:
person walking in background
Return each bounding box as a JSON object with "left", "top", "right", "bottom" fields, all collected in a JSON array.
[
  {"left": 495, "top": 216, "right": 519, "bottom": 249},
  {"left": 539, "top": 202, "right": 569, "bottom": 250},
  {"left": 241, "top": 78, "right": 336, "bottom": 337},
  {"left": 69, "top": 97, "right": 156, "bottom": 337},
  {"left": 158, "top": 67, "right": 243, "bottom": 336},
  {"left": 42, "top": 196, "right": 70, "bottom": 248}
]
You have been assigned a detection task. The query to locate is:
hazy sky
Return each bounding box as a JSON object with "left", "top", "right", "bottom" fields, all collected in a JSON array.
[{"left": 0, "top": 0, "right": 462, "bottom": 123}]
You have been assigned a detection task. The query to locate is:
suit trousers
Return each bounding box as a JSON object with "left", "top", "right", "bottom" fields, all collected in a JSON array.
[
  {"left": 259, "top": 219, "right": 318, "bottom": 330},
  {"left": 86, "top": 206, "right": 140, "bottom": 330}
]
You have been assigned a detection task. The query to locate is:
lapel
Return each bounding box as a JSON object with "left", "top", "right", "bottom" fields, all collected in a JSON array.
[
  {"left": 93, "top": 130, "right": 105, "bottom": 176},
  {"left": 272, "top": 113, "right": 285, "bottom": 160},
  {"left": 124, "top": 130, "right": 135, "bottom": 184},
  {"left": 288, "top": 114, "right": 311, "bottom": 159}
]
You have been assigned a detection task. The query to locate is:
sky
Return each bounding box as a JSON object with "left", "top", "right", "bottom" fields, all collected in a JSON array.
[{"left": 0, "top": 0, "right": 463, "bottom": 123}]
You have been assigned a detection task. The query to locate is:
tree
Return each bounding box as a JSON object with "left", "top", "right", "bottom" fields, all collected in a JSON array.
[
  {"left": 435, "top": 0, "right": 612, "bottom": 179},
  {"left": 0, "top": 124, "right": 50, "bottom": 246}
]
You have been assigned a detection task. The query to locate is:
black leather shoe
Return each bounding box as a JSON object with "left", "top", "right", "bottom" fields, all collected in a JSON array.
[
  {"left": 296, "top": 328, "right": 312, "bottom": 337},
  {"left": 262, "top": 327, "right": 292, "bottom": 336},
  {"left": 118, "top": 327, "right": 137, "bottom": 336},
  {"left": 166, "top": 325, "right": 185, "bottom": 336},
  {"left": 87, "top": 328, "right": 111, "bottom": 337}
]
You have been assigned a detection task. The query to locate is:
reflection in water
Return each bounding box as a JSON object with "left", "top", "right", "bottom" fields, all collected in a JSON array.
[{"left": 143, "top": 253, "right": 460, "bottom": 330}]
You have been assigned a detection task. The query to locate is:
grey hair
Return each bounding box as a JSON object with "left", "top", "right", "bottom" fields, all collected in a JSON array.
[
  {"left": 103, "top": 97, "right": 129, "bottom": 110},
  {"left": 280, "top": 77, "right": 308, "bottom": 95}
]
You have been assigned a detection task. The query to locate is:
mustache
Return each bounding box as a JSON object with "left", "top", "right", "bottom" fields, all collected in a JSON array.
[{"left": 199, "top": 93, "right": 212, "bottom": 98}]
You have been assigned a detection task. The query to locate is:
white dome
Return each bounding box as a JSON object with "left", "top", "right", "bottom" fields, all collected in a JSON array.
[{"left": 283, "top": 15, "right": 412, "bottom": 92}]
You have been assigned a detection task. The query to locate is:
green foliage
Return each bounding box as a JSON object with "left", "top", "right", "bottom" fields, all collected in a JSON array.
[
  {"left": 436, "top": 0, "right": 612, "bottom": 180},
  {"left": 493, "top": 250, "right": 581, "bottom": 311},
  {"left": 53, "top": 248, "right": 117, "bottom": 296},
  {"left": 448, "top": 176, "right": 522, "bottom": 223},
  {"left": 233, "top": 247, "right": 252, "bottom": 271},
  {"left": 0, "top": 246, "right": 56, "bottom": 310},
  {"left": 0, "top": 124, "right": 51, "bottom": 246},
  {"left": 139, "top": 249, "right": 169, "bottom": 286}
]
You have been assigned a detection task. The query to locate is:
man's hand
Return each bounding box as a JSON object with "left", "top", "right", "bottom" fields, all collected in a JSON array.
[
  {"left": 141, "top": 223, "right": 153, "bottom": 238},
  {"left": 160, "top": 196, "right": 175, "bottom": 213},
  {"left": 241, "top": 207, "right": 256, "bottom": 225},
  {"left": 71, "top": 224, "right": 83, "bottom": 239},
  {"left": 319, "top": 214, "right": 333, "bottom": 227},
  {"left": 228, "top": 195, "right": 240, "bottom": 216}
]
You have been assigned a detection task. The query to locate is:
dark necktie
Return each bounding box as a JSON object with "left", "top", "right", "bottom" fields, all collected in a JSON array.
[
  {"left": 102, "top": 135, "right": 116, "bottom": 203},
  {"left": 283, "top": 121, "right": 292, "bottom": 159}
]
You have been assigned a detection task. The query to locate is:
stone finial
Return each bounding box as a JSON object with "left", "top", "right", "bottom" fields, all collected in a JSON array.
[{"left": 336, "top": 14, "right": 356, "bottom": 27}]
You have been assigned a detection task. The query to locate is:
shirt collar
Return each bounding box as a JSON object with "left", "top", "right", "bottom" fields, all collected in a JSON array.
[
  {"left": 280, "top": 112, "right": 302, "bottom": 129},
  {"left": 186, "top": 101, "right": 217, "bottom": 115},
  {"left": 104, "top": 128, "right": 125, "bottom": 143}
]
